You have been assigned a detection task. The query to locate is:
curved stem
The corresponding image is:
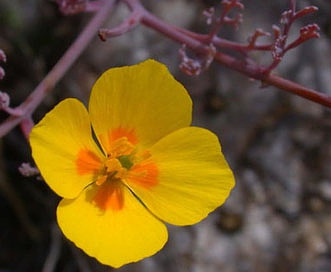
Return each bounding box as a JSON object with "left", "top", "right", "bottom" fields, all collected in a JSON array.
[
  {"left": 265, "top": 74, "right": 331, "bottom": 107},
  {"left": 99, "top": 2, "right": 143, "bottom": 40},
  {"left": 0, "top": 0, "right": 117, "bottom": 138},
  {"left": 173, "top": 27, "right": 273, "bottom": 52}
]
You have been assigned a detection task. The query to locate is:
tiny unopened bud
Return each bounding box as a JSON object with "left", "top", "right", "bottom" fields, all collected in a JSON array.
[
  {"left": 19, "top": 162, "right": 40, "bottom": 177},
  {"left": 203, "top": 7, "right": 215, "bottom": 25},
  {"left": 0, "top": 50, "right": 6, "bottom": 80},
  {"left": 179, "top": 46, "right": 203, "bottom": 76},
  {"left": 0, "top": 91, "right": 10, "bottom": 108},
  {"left": 300, "top": 24, "right": 320, "bottom": 38},
  {"left": 0, "top": 67, "right": 5, "bottom": 80},
  {"left": 0, "top": 49, "right": 6, "bottom": 63},
  {"left": 294, "top": 6, "right": 318, "bottom": 20},
  {"left": 280, "top": 10, "right": 293, "bottom": 25},
  {"left": 179, "top": 58, "right": 202, "bottom": 76}
]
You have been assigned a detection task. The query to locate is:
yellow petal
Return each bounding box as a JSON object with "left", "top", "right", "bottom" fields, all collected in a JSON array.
[
  {"left": 30, "top": 99, "right": 104, "bottom": 199},
  {"left": 57, "top": 182, "right": 168, "bottom": 268},
  {"left": 89, "top": 59, "right": 192, "bottom": 151},
  {"left": 125, "top": 127, "right": 235, "bottom": 226}
]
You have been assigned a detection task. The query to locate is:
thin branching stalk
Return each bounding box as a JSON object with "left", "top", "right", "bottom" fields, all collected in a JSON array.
[
  {"left": 0, "top": 0, "right": 116, "bottom": 138},
  {"left": 0, "top": 0, "right": 330, "bottom": 138}
]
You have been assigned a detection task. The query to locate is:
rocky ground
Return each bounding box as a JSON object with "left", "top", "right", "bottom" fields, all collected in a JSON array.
[{"left": 0, "top": 0, "right": 331, "bottom": 271}]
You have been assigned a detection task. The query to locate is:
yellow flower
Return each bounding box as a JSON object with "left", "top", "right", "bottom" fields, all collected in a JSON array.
[{"left": 29, "top": 59, "right": 235, "bottom": 268}]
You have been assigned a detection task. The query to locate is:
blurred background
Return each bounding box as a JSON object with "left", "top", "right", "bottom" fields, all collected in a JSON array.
[{"left": 1, "top": 0, "right": 331, "bottom": 271}]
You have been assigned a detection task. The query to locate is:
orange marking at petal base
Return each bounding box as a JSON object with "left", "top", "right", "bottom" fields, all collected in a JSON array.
[
  {"left": 99, "top": 127, "right": 138, "bottom": 155},
  {"left": 93, "top": 181, "right": 124, "bottom": 211},
  {"left": 109, "top": 127, "right": 138, "bottom": 144},
  {"left": 128, "top": 160, "right": 159, "bottom": 188},
  {"left": 76, "top": 149, "right": 103, "bottom": 175}
]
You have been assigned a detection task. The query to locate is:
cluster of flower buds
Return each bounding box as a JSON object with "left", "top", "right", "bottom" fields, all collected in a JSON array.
[
  {"left": 264, "top": 5, "right": 319, "bottom": 73},
  {"left": 218, "top": 0, "right": 244, "bottom": 30},
  {"left": 180, "top": 0, "right": 244, "bottom": 76},
  {"left": 192, "top": 0, "right": 320, "bottom": 76}
]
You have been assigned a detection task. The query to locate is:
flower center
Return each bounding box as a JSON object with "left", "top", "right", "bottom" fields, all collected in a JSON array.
[
  {"left": 95, "top": 137, "right": 135, "bottom": 186},
  {"left": 75, "top": 130, "right": 158, "bottom": 211}
]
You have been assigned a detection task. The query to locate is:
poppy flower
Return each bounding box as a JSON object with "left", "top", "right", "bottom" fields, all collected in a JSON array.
[{"left": 30, "top": 59, "right": 235, "bottom": 268}]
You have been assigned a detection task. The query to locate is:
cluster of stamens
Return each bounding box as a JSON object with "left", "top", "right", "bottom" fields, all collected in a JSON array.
[{"left": 96, "top": 137, "right": 135, "bottom": 186}]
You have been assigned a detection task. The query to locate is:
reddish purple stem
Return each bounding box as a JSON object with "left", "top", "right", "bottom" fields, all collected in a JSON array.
[
  {"left": 135, "top": 0, "right": 331, "bottom": 107},
  {"left": 0, "top": 0, "right": 116, "bottom": 138}
]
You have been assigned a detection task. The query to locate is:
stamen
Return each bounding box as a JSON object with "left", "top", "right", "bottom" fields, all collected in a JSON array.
[
  {"left": 91, "top": 131, "right": 158, "bottom": 211},
  {"left": 109, "top": 137, "right": 135, "bottom": 157},
  {"left": 104, "top": 158, "right": 126, "bottom": 178},
  {"left": 95, "top": 175, "right": 107, "bottom": 186},
  {"left": 105, "top": 158, "right": 122, "bottom": 173}
]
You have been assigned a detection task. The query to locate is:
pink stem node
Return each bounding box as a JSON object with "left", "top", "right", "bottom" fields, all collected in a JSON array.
[
  {"left": 20, "top": 117, "right": 35, "bottom": 139},
  {"left": 248, "top": 28, "right": 271, "bottom": 49},
  {"left": 0, "top": 91, "right": 24, "bottom": 116}
]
